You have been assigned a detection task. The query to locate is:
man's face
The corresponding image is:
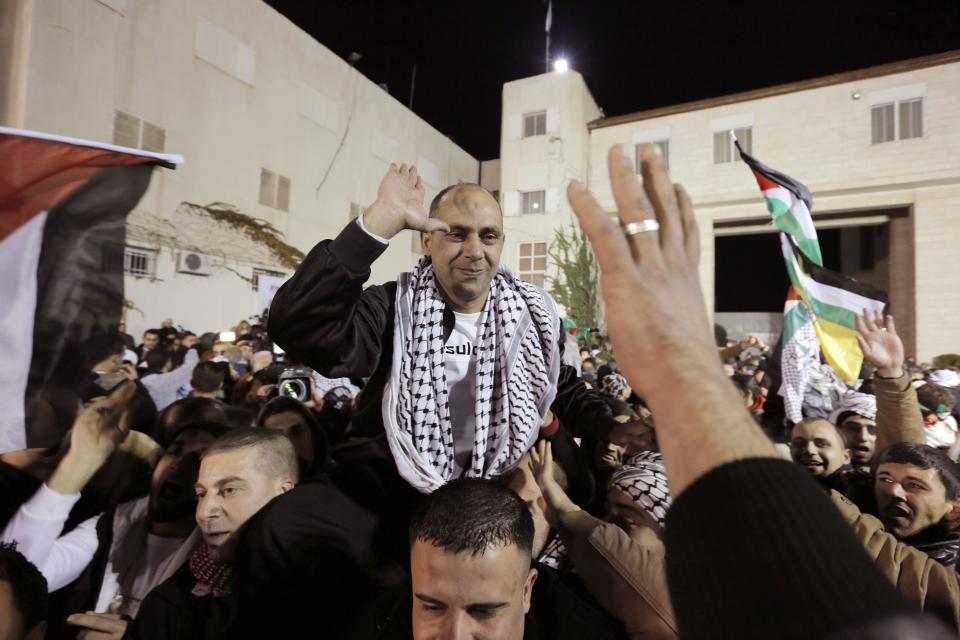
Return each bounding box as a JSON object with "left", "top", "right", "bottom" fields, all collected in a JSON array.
[
  {"left": 194, "top": 448, "right": 293, "bottom": 560},
  {"left": 142, "top": 332, "right": 158, "bottom": 349},
  {"left": 840, "top": 416, "right": 878, "bottom": 467},
  {"left": 790, "top": 419, "right": 850, "bottom": 477},
  {"left": 150, "top": 429, "right": 216, "bottom": 523},
  {"left": 162, "top": 319, "right": 173, "bottom": 328},
  {"left": 410, "top": 540, "right": 536, "bottom": 640},
  {"left": 423, "top": 187, "right": 504, "bottom": 313},
  {"left": 263, "top": 411, "right": 315, "bottom": 472},
  {"left": 607, "top": 487, "right": 662, "bottom": 538},
  {"left": 595, "top": 440, "right": 625, "bottom": 469},
  {"left": 181, "top": 335, "right": 198, "bottom": 349},
  {"left": 875, "top": 462, "right": 955, "bottom": 538}
]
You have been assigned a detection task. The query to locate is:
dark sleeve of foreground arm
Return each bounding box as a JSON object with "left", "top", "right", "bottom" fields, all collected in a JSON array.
[
  {"left": 268, "top": 221, "right": 394, "bottom": 378},
  {"left": 664, "top": 458, "right": 924, "bottom": 640}
]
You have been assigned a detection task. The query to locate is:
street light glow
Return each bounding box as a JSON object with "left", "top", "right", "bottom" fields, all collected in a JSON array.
[{"left": 553, "top": 58, "right": 569, "bottom": 73}]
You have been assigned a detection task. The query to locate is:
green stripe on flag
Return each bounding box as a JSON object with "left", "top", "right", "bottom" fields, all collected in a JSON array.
[
  {"left": 782, "top": 300, "right": 809, "bottom": 344},
  {"left": 765, "top": 196, "right": 823, "bottom": 266},
  {"left": 784, "top": 259, "right": 858, "bottom": 330}
]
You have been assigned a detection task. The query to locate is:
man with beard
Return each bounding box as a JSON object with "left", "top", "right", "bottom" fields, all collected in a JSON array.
[{"left": 1, "top": 382, "right": 227, "bottom": 638}]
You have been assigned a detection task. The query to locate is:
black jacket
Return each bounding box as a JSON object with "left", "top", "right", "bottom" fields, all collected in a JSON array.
[{"left": 268, "top": 220, "right": 617, "bottom": 445}]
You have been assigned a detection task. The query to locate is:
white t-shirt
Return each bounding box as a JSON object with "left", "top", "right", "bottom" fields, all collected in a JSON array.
[{"left": 446, "top": 311, "right": 481, "bottom": 475}]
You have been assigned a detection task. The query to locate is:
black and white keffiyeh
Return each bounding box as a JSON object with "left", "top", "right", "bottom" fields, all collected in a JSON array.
[
  {"left": 383, "top": 257, "right": 561, "bottom": 494},
  {"left": 610, "top": 451, "right": 672, "bottom": 528}
]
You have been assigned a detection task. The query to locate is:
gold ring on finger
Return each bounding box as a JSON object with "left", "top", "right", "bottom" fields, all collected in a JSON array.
[{"left": 622, "top": 220, "right": 660, "bottom": 236}]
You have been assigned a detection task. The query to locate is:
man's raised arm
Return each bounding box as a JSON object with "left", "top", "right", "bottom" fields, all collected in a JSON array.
[{"left": 268, "top": 163, "right": 448, "bottom": 377}]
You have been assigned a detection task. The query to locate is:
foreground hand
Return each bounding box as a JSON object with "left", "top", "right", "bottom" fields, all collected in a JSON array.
[
  {"left": 566, "top": 144, "right": 715, "bottom": 399},
  {"left": 855, "top": 310, "right": 904, "bottom": 377},
  {"left": 362, "top": 163, "right": 449, "bottom": 238},
  {"left": 529, "top": 441, "right": 579, "bottom": 525},
  {"left": 67, "top": 612, "right": 128, "bottom": 639}
]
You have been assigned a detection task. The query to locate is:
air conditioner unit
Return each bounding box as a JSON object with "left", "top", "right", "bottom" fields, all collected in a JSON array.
[{"left": 176, "top": 251, "right": 213, "bottom": 276}]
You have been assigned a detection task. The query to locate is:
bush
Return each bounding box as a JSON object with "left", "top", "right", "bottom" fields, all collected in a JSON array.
[{"left": 714, "top": 323, "right": 728, "bottom": 347}]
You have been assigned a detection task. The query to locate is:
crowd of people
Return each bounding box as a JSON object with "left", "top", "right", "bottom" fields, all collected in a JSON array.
[{"left": 1, "top": 147, "right": 959, "bottom": 639}]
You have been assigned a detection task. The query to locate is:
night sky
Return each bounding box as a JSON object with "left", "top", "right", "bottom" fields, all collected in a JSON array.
[{"left": 265, "top": 0, "right": 960, "bottom": 161}]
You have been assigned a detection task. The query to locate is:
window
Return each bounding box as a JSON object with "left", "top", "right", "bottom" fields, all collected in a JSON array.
[
  {"left": 123, "top": 247, "right": 157, "bottom": 277},
  {"left": 523, "top": 111, "right": 546, "bottom": 138},
  {"left": 520, "top": 190, "right": 545, "bottom": 214},
  {"left": 259, "top": 168, "right": 290, "bottom": 211},
  {"left": 872, "top": 98, "right": 922, "bottom": 143},
  {"left": 636, "top": 140, "right": 670, "bottom": 171},
  {"left": 519, "top": 242, "right": 548, "bottom": 287},
  {"left": 713, "top": 127, "right": 752, "bottom": 164},
  {"left": 113, "top": 111, "right": 166, "bottom": 152},
  {"left": 252, "top": 267, "right": 285, "bottom": 292}
]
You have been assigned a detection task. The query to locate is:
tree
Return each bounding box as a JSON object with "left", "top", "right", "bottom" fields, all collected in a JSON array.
[{"left": 548, "top": 223, "right": 599, "bottom": 328}]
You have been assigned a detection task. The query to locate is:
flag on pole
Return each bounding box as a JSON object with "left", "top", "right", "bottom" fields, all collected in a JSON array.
[
  {"left": 545, "top": 0, "right": 553, "bottom": 33},
  {"left": 0, "top": 127, "right": 182, "bottom": 453},
  {"left": 735, "top": 141, "right": 887, "bottom": 388}
]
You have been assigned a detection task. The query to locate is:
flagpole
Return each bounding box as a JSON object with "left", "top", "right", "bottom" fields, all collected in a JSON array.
[{"left": 544, "top": 0, "right": 552, "bottom": 73}]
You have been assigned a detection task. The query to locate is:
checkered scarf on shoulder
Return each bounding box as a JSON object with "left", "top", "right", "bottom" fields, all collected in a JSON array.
[{"left": 383, "top": 257, "right": 560, "bottom": 494}]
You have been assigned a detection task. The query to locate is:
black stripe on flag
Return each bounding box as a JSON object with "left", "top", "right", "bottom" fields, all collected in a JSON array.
[
  {"left": 734, "top": 141, "right": 814, "bottom": 212},
  {"left": 24, "top": 163, "right": 154, "bottom": 447},
  {"left": 787, "top": 235, "right": 889, "bottom": 306}
]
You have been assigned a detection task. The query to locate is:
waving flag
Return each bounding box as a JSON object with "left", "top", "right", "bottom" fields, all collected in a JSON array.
[
  {"left": 736, "top": 140, "right": 886, "bottom": 398},
  {"left": 0, "top": 127, "right": 182, "bottom": 452}
]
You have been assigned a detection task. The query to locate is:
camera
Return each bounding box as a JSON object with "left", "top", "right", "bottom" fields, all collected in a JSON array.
[{"left": 278, "top": 367, "right": 313, "bottom": 402}]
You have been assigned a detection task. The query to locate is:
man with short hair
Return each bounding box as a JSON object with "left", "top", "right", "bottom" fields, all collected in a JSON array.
[
  {"left": 789, "top": 417, "right": 851, "bottom": 490},
  {"left": 874, "top": 442, "right": 960, "bottom": 563},
  {"left": 408, "top": 478, "right": 536, "bottom": 640},
  {"left": 269, "top": 164, "right": 644, "bottom": 499},
  {"left": 135, "top": 330, "right": 161, "bottom": 364},
  {"left": 129, "top": 429, "right": 297, "bottom": 637},
  {"left": 0, "top": 542, "right": 47, "bottom": 640},
  {"left": 190, "top": 362, "right": 225, "bottom": 400},
  {"left": 831, "top": 391, "right": 878, "bottom": 473}
]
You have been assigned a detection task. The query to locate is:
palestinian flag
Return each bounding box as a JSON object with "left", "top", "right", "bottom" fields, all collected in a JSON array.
[
  {"left": 781, "top": 234, "right": 887, "bottom": 383},
  {"left": 0, "top": 127, "right": 182, "bottom": 453},
  {"left": 736, "top": 143, "right": 822, "bottom": 267},
  {"left": 735, "top": 140, "right": 887, "bottom": 386}
]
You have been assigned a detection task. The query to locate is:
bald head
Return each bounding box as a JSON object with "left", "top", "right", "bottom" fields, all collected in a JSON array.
[{"left": 429, "top": 183, "right": 501, "bottom": 220}]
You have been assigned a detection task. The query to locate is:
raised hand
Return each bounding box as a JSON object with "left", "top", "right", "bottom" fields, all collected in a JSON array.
[
  {"left": 566, "top": 144, "right": 714, "bottom": 400},
  {"left": 48, "top": 381, "right": 136, "bottom": 495},
  {"left": 362, "top": 163, "right": 449, "bottom": 239},
  {"left": 529, "top": 441, "right": 579, "bottom": 525},
  {"left": 855, "top": 310, "right": 904, "bottom": 377}
]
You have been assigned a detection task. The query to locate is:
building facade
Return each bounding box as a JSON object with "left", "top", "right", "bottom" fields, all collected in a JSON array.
[
  {"left": 498, "top": 52, "right": 960, "bottom": 361},
  {"left": 0, "top": 0, "right": 478, "bottom": 338}
]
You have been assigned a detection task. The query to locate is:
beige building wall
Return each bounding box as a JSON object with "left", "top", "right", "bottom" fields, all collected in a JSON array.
[
  {"left": 498, "top": 70, "right": 601, "bottom": 292},
  {"left": 4, "top": 0, "right": 478, "bottom": 337},
  {"left": 586, "top": 56, "right": 960, "bottom": 361}
]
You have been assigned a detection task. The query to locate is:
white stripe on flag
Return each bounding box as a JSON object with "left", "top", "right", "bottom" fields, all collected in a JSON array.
[
  {"left": 764, "top": 186, "right": 817, "bottom": 240},
  {"left": 781, "top": 236, "right": 884, "bottom": 315},
  {"left": 0, "top": 211, "right": 47, "bottom": 453}
]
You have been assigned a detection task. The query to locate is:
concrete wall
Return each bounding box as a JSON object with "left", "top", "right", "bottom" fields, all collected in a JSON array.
[
  {"left": 9, "top": 0, "right": 478, "bottom": 337},
  {"left": 588, "top": 61, "right": 960, "bottom": 360},
  {"left": 498, "top": 70, "right": 600, "bottom": 294}
]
